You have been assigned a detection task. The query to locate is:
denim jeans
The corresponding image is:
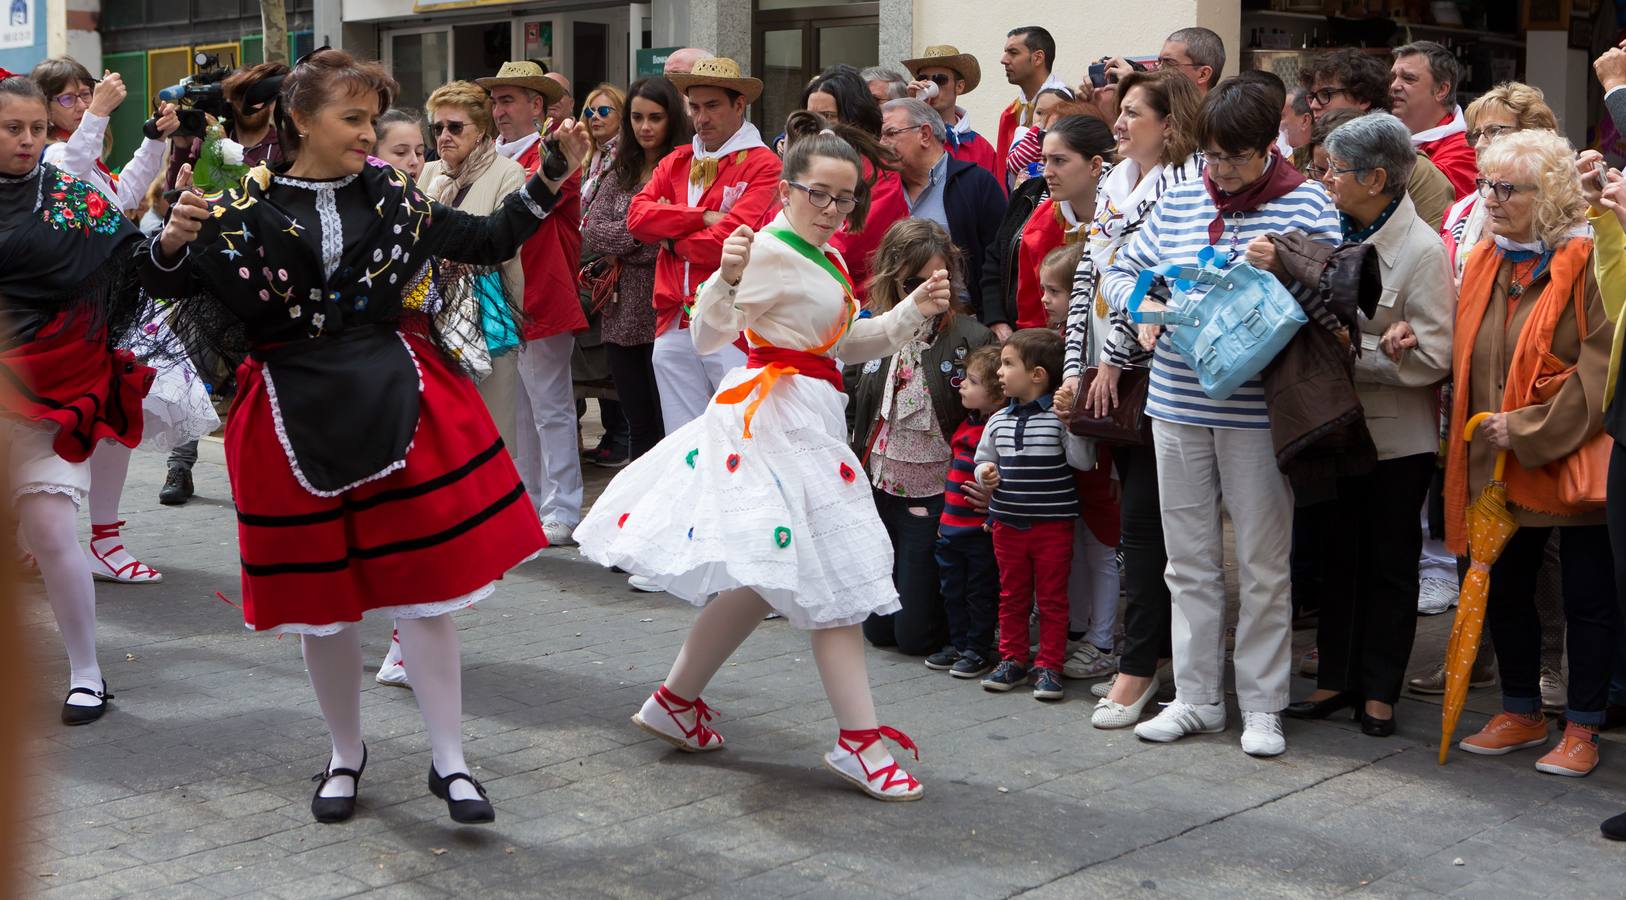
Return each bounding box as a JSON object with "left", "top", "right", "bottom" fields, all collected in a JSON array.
[
  {"left": 862, "top": 490, "right": 948, "bottom": 656},
  {"left": 937, "top": 527, "right": 998, "bottom": 659}
]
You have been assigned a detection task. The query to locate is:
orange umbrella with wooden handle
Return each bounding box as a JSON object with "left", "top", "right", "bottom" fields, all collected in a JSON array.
[{"left": 1438, "top": 411, "right": 1519, "bottom": 764}]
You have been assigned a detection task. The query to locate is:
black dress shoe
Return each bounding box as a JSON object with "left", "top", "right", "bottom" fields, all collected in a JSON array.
[
  {"left": 158, "top": 466, "right": 194, "bottom": 506},
  {"left": 1603, "top": 809, "right": 1626, "bottom": 841},
  {"left": 1284, "top": 692, "right": 1358, "bottom": 720},
  {"left": 61, "top": 681, "right": 112, "bottom": 726},
  {"left": 310, "top": 745, "right": 367, "bottom": 824},
  {"left": 1360, "top": 711, "right": 1396, "bottom": 737},
  {"left": 428, "top": 765, "right": 495, "bottom": 824}
]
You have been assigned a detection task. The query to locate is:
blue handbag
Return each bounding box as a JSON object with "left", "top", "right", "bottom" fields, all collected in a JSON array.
[
  {"left": 473, "top": 270, "right": 522, "bottom": 357},
  {"left": 1127, "top": 246, "right": 1307, "bottom": 400}
]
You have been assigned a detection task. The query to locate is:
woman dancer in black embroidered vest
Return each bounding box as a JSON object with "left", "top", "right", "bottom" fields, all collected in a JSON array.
[
  {"left": 0, "top": 71, "right": 153, "bottom": 726},
  {"left": 142, "top": 49, "right": 591, "bottom": 825}
]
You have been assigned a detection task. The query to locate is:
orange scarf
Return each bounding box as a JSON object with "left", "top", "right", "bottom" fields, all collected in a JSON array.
[{"left": 1444, "top": 236, "right": 1593, "bottom": 554}]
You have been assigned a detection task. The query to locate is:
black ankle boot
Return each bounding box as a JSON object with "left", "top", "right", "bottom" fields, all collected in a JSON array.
[
  {"left": 428, "top": 765, "right": 495, "bottom": 824},
  {"left": 310, "top": 745, "right": 367, "bottom": 824}
]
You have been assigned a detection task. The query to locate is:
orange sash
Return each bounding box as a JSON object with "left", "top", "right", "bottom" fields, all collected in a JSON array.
[{"left": 1444, "top": 237, "right": 1595, "bottom": 553}]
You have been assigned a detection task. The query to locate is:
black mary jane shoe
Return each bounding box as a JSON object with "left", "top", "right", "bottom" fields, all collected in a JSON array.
[
  {"left": 1284, "top": 692, "right": 1358, "bottom": 720},
  {"left": 310, "top": 745, "right": 368, "bottom": 824},
  {"left": 428, "top": 765, "right": 496, "bottom": 824},
  {"left": 61, "top": 681, "right": 113, "bottom": 726},
  {"left": 1359, "top": 711, "right": 1396, "bottom": 737}
]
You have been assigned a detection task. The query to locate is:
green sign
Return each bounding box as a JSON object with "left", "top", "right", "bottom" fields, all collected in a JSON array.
[{"left": 637, "top": 47, "right": 680, "bottom": 78}]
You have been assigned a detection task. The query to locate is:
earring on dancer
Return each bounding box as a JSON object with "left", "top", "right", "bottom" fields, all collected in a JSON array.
[
  {"left": 823, "top": 726, "right": 924, "bottom": 801},
  {"left": 632, "top": 684, "right": 725, "bottom": 751}
]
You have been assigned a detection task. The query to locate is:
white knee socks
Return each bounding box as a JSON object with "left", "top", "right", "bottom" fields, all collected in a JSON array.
[
  {"left": 301, "top": 625, "right": 364, "bottom": 798},
  {"left": 393, "top": 614, "right": 479, "bottom": 800},
  {"left": 19, "top": 493, "right": 101, "bottom": 703}
]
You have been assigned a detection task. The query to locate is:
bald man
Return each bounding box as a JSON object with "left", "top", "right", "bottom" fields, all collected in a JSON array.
[
  {"left": 663, "top": 47, "right": 711, "bottom": 76},
  {"left": 544, "top": 71, "right": 574, "bottom": 128}
]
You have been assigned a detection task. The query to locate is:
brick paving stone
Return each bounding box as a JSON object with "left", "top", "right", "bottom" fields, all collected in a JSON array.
[{"left": 14, "top": 447, "right": 1626, "bottom": 898}]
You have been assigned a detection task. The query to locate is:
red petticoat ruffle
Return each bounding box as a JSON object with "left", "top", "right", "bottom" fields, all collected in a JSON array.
[{"left": 0, "top": 313, "right": 153, "bottom": 462}]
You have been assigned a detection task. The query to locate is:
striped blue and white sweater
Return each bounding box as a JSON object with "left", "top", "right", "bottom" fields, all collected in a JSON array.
[
  {"left": 972, "top": 394, "right": 1079, "bottom": 526},
  {"left": 1099, "top": 169, "right": 1340, "bottom": 430}
]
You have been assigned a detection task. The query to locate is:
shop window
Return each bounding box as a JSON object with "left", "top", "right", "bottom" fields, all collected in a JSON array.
[
  {"left": 194, "top": 0, "right": 239, "bottom": 21},
  {"left": 751, "top": 0, "right": 879, "bottom": 132},
  {"left": 391, "top": 31, "right": 452, "bottom": 110},
  {"left": 451, "top": 22, "right": 512, "bottom": 84}
]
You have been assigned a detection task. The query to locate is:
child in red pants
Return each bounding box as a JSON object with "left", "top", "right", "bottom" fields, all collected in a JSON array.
[{"left": 973, "top": 329, "right": 1079, "bottom": 701}]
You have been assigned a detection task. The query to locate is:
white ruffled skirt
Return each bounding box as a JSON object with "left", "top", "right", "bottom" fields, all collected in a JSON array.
[{"left": 576, "top": 365, "right": 900, "bottom": 629}]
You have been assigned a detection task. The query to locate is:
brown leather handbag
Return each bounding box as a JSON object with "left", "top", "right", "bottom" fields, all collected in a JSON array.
[{"left": 1068, "top": 364, "right": 1152, "bottom": 446}]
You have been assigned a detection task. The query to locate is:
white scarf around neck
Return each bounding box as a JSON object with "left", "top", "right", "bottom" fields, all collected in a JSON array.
[
  {"left": 495, "top": 131, "right": 541, "bottom": 161},
  {"left": 1409, "top": 105, "right": 1466, "bottom": 146}
]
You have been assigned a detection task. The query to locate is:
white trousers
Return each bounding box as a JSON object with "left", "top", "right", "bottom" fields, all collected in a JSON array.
[
  {"left": 513, "top": 333, "right": 583, "bottom": 526},
  {"left": 1068, "top": 522, "right": 1121, "bottom": 650},
  {"left": 1152, "top": 419, "right": 1294, "bottom": 712},
  {"left": 652, "top": 327, "right": 746, "bottom": 434},
  {"left": 1418, "top": 505, "right": 1456, "bottom": 582},
  {"left": 478, "top": 352, "right": 520, "bottom": 455}
]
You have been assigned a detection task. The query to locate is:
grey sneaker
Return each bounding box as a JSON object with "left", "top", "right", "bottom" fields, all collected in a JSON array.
[
  {"left": 1540, "top": 666, "right": 1567, "bottom": 712},
  {"left": 1409, "top": 656, "right": 1497, "bottom": 695},
  {"left": 1062, "top": 642, "right": 1117, "bottom": 680}
]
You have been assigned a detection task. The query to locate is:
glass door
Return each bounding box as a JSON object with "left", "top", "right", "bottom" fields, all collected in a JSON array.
[
  {"left": 751, "top": 2, "right": 878, "bottom": 133},
  {"left": 451, "top": 21, "right": 513, "bottom": 84},
  {"left": 388, "top": 29, "right": 451, "bottom": 110}
]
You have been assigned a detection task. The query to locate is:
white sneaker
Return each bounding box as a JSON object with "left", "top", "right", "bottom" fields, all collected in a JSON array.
[
  {"left": 1063, "top": 642, "right": 1118, "bottom": 680},
  {"left": 375, "top": 661, "right": 411, "bottom": 688},
  {"left": 627, "top": 574, "right": 663, "bottom": 593},
  {"left": 1092, "top": 677, "right": 1159, "bottom": 729},
  {"left": 1417, "top": 577, "right": 1457, "bottom": 616},
  {"left": 1134, "top": 700, "right": 1225, "bottom": 742},
  {"left": 1240, "top": 711, "right": 1286, "bottom": 757},
  {"left": 541, "top": 519, "right": 576, "bottom": 546}
]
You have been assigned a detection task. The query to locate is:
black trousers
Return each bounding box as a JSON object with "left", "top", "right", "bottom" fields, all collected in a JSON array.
[
  {"left": 1314, "top": 453, "right": 1434, "bottom": 704},
  {"left": 1487, "top": 521, "right": 1618, "bottom": 723},
  {"left": 937, "top": 528, "right": 999, "bottom": 659},
  {"left": 1609, "top": 441, "right": 1626, "bottom": 690},
  {"left": 863, "top": 490, "right": 948, "bottom": 656},
  {"left": 603, "top": 341, "right": 664, "bottom": 461},
  {"left": 1115, "top": 443, "right": 1172, "bottom": 677}
]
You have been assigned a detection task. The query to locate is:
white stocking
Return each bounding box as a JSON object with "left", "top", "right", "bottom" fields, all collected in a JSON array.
[
  {"left": 18, "top": 492, "right": 101, "bottom": 703},
  {"left": 809, "top": 625, "right": 889, "bottom": 765},
  {"left": 393, "top": 614, "right": 479, "bottom": 800},
  {"left": 87, "top": 442, "right": 130, "bottom": 524},
  {"left": 300, "top": 624, "right": 364, "bottom": 798},
  {"left": 665, "top": 588, "right": 770, "bottom": 698}
]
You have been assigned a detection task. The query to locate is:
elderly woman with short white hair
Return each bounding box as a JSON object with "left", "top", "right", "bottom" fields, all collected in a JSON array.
[
  {"left": 1284, "top": 113, "right": 1453, "bottom": 736},
  {"left": 1447, "top": 129, "right": 1618, "bottom": 777}
]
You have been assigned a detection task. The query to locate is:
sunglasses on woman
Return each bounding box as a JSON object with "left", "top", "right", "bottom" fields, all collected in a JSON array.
[
  {"left": 582, "top": 105, "right": 616, "bottom": 120},
  {"left": 900, "top": 275, "right": 927, "bottom": 293},
  {"left": 54, "top": 90, "right": 92, "bottom": 109},
  {"left": 431, "top": 121, "right": 469, "bottom": 136}
]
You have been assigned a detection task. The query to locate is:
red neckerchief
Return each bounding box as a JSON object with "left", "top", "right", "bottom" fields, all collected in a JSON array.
[{"left": 1203, "top": 148, "right": 1304, "bottom": 243}]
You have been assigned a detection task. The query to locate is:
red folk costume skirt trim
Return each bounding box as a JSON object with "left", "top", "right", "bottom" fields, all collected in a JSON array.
[
  {"left": 226, "top": 331, "right": 545, "bottom": 632},
  {"left": 0, "top": 313, "right": 153, "bottom": 462}
]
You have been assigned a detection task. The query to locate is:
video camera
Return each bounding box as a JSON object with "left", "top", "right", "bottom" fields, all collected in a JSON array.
[{"left": 143, "top": 51, "right": 234, "bottom": 140}]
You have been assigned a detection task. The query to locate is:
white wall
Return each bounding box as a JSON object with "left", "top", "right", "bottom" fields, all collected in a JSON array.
[
  {"left": 907, "top": 0, "right": 1238, "bottom": 137},
  {"left": 1524, "top": 30, "right": 1589, "bottom": 147}
]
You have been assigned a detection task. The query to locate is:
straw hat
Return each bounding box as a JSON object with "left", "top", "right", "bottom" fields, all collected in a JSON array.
[
  {"left": 666, "top": 57, "right": 763, "bottom": 104},
  {"left": 476, "top": 60, "right": 566, "bottom": 103},
  {"left": 901, "top": 45, "right": 981, "bottom": 94}
]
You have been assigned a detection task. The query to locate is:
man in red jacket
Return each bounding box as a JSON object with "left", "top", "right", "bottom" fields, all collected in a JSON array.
[
  {"left": 902, "top": 45, "right": 997, "bottom": 178},
  {"left": 627, "top": 58, "right": 781, "bottom": 434},
  {"left": 479, "top": 60, "right": 588, "bottom": 546},
  {"left": 1390, "top": 41, "right": 1477, "bottom": 200},
  {"left": 995, "top": 26, "right": 1069, "bottom": 192}
]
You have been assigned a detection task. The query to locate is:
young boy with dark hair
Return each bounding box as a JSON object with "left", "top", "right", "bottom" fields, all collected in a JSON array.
[
  {"left": 974, "top": 329, "right": 1079, "bottom": 700},
  {"left": 930, "top": 345, "right": 1005, "bottom": 678}
]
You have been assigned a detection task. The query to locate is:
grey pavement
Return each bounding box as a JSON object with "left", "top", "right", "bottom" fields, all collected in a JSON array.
[{"left": 17, "top": 436, "right": 1626, "bottom": 898}]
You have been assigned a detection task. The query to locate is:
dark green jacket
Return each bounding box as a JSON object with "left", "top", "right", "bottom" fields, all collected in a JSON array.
[{"left": 847, "top": 312, "right": 998, "bottom": 460}]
